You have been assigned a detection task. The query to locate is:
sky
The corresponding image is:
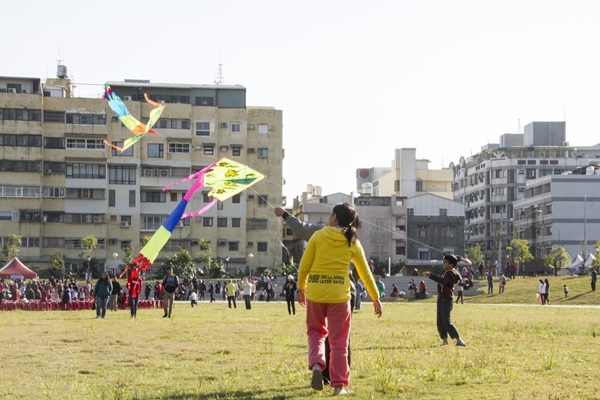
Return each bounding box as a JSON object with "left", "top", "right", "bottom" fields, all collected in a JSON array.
[{"left": 3, "top": 0, "right": 600, "bottom": 202}]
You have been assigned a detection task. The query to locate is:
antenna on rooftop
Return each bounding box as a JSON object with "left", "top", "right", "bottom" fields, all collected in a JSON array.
[
  {"left": 517, "top": 118, "right": 521, "bottom": 133},
  {"left": 214, "top": 63, "right": 224, "bottom": 85}
]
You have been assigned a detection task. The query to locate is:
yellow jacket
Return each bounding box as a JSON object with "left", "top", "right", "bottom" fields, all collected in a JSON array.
[{"left": 298, "top": 226, "right": 379, "bottom": 304}]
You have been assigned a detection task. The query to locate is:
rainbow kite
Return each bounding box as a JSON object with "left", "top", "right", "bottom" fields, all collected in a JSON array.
[
  {"left": 121, "top": 158, "right": 265, "bottom": 278},
  {"left": 103, "top": 85, "right": 165, "bottom": 152}
]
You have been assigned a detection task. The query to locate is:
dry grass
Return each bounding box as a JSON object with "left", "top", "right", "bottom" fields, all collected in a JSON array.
[{"left": 0, "top": 278, "right": 599, "bottom": 400}]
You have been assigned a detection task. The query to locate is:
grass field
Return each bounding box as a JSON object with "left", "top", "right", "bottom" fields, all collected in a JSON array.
[{"left": 0, "top": 275, "right": 598, "bottom": 400}]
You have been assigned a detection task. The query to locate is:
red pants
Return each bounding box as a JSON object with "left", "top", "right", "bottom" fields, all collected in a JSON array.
[{"left": 306, "top": 300, "right": 351, "bottom": 387}]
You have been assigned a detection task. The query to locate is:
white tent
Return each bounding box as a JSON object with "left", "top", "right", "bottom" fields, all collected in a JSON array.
[
  {"left": 584, "top": 253, "right": 596, "bottom": 267},
  {"left": 569, "top": 254, "right": 584, "bottom": 268}
]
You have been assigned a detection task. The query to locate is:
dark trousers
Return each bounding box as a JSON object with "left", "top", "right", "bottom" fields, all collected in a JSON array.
[
  {"left": 592, "top": 280, "right": 596, "bottom": 291},
  {"left": 286, "top": 296, "right": 295, "bottom": 315},
  {"left": 129, "top": 297, "right": 139, "bottom": 316},
  {"left": 436, "top": 298, "right": 460, "bottom": 340},
  {"left": 227, "top": 296, "right": 236, "bottom": 308},
  {"left": 243, "top": 294, "right": 251, "bottom": 309},
  {"left": 455, "top": 291, "right": 463, "bottom": 304}
]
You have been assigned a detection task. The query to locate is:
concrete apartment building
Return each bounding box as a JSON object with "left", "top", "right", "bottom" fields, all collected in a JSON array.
[
  {"left": 450, "top": 121, "right": 600, "bottom": 271},
  {"left": 513, "top": 164, "right": 600, "bottom": 270},
  {"left": 0, "top": 69, "right": 283, "bottom": 276}
]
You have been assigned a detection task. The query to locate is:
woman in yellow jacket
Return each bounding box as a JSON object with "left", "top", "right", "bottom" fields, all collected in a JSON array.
[{"left": 298, "top": 202, "right": 382, "bottom": 396}]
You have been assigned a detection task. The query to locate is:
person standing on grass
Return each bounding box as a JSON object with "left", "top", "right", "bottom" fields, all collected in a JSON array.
[
  {"left": 423, "top": 255, "right": 469, "bottom": 347},
  {"left": 538, "top": 279, "right": 546, "bottom": 305},
  {"left": 242, "top": 277, "right": 253, "bottom": 310},
  {"left": 486, "top": 270, "right": 494, "bottom": 294},
  {"left": 225, "top": 280, "right": 237, "bottom": 309},
  {"left": 284, "top": 275, "right": 297, "bottom": 315},
  {"left": 94, "top": 271, "right": 112, "bottom": 319},
  {"left": 544, "top": 278, "right": 550, "bottom": 305},
  {"left": 591, "top": 269, "right": 597, "bottom": 292},
  {"left": 375, "top": 275, "right": 385, "bottom": 298},
  {"left": 499, "top": 273, "right": 507, "bottom": 294},
  {"left": 162, "top": 266, "right": 179, "bottom": 318},
  {"left": 127, "top": 270, "right": 142, "bottom": 318},
  {"left": 563, "top": 284, "right": 569, "bottom": 297},
  {"left": 297, "top": 202, "right": 382, "bottom": 396},
  {"left": 455, "top": 279, "right": 465, "bottom": 304}
]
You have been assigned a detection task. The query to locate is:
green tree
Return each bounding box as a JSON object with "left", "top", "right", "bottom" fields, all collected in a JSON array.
[
  {"left": 196, "top": 239, "right": 213, "bottom": 275},
  {"left": 466, "top": 243, "right": 483, "bottom": 267},
  {"left": 80, "top": 235, "right": 98, "bottom": 279},
  {"left": 158, "top": 247, "right": 195, "bottom": 279},
  {"left": 206, "top": 259, "right": 228, "bottom": 279},
  {"left": 543, "top": 246, "right": 570, "bottom": 276},
  {"left": 122, "top": 246, "right": 134, "bottom": 267},
  {"left": 506, "top": 239, "right": 533, "bottom": 275},
  {"left": 1, "top": 234, "right": 22, "bottom": 262},
  {"left": 50, "top": 250, "right": 66, "bottom": 279}
]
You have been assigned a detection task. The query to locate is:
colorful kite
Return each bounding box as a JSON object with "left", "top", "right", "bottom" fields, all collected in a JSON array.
[
  {"left": 120, "top": 158, "right": 265, "bottom": 278},
  {"left": 102, "top": 85, "right": 165, "bottom": 152}
]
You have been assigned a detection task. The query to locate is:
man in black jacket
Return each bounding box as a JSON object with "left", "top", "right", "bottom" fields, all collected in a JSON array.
[{"left": 109, "top": 276, "right": 121, "bottom": 312}]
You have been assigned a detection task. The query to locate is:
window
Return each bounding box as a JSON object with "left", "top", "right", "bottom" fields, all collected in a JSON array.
[
  {"left": 168, "top": 143, "right": 190, "bottom": 153},
  {"left": 439, "top": 208, "right": 447, "bottom": 216},
  {"left": 203, "top": 217, "right": 213, "bottom": 227},
  {"left": 232, "top": 218, "right": 241, "bottom": 227},
  {"left": 44, "top": 137, "right": 65, "bottom": 149},
  {"left": 0, "top": 108, "right": 41, "bottom": 121},
  {"left": 417, "top": 225, "right": 428, "bottom": 238},
  {"left": 217, "top": 217, "right": 227, "bottom": 227},
  {"left": 258, "top": 124, "right": 268, "bottom": 134},
  {"left": 141, "top": 216, "right": 162, "bottom": 230},
  {"left": 66, "top": 113, "right": 106, "bottom": 125},
  {"left": 203, "top": 145, "right": 214, "bottom": 155},
  {"left": 372, "top": 219, "right": 388, "bottom": 231},
  {"left": 231, "top": 123, "right": 241, "bottom": 133},
  {"left": 232, "top": 194, "right": 241, "bottom": 204},
  {"left": 43, "top": 187, "right": 65, "bottom": 198},
  {"left": 109, "top": 190, "right": 115, "bottom": 207},
  {"left": 141, "top": 191, "right": 166, "bottom": 203},
  {"left": 67, "top": 138, "right": 106, "bottom": 149},
  {"left": 257, "top": 242, "right": 268, "bottom": 252},
  {"left": 396, "top": 246, "right": 406, "bottom": 255},
  {"left": 217, "top": 202, "right": 224, "bottom": 211},
  {"left": 202, "top": 192, "right": 212, "bottom": 202},
  {"left": 257, "top": 148, "right": 268, "bottom": 159},
  {"left": 247, "top": 218, "right": 268, "bottom": 229},
  {"left": 232, "top": 146, "right": 241, "bottom": 156},
  {"left": 407, "top": 208, "right": 414, "bottom": 215},
  {"left": 258, "top": 195, "right": 268, "bottom": 205},
  {"left": 0, "top": 134, "right": 42, "bottom": 147},
  {"left": 526, "top": 169, "right": 536, "bottom": 179},
  {"left": 1, "top": 160, "right": 41, "bottom": 172},
  {"left": 109, "top": 166, "right": 136, "bottom": 184},
  {"left": 416, "top": 180, "right": 423, "bottom": 192},
  {"left": 148, "top": 143, "right": 164, "bottom": 158},
  {"left": 228, "top": 242, "right": 239, "bottom": 251},
  {"left": 195, "top": 97, "right": 214, "bottom": 106},
  {"left": 418, "top": 249, "right": 429, "bottom": 260},
  {"left": 442, "top": 226, "right": 454, "bottom": 238},
  {"left": 111, "top": 142, "right": 133, "bottom": 156},
  {"left": 121, "top": 241, "right": 131, "bottom": 249},
  {"left": 195, "top": 121, "right": 211, "bottom": 136},
  {"left": 66, "top": 188, "right": 105, "bottom": 199},
  {"left": 129, "top": 190, "right": 136, "bottom": 207},
  {"left": 66, "top": 163, "right": 106, "bottom": 179},
  {"left": 170, "top": 192, "right": 178, "bottom": 202},
  {"left": 43, "top": 111, "right": 65, "bottom": 123}
]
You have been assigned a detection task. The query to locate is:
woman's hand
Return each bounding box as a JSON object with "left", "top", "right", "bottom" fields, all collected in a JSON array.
[
  {"left": 297, "top": 289, "right": 306, "bottom": 307},
  {"left": 423, "top": 271, "right": 431, "bottom": 277},
  {"left": 373, "top": 300, "right": 382, "bottom": 318}
]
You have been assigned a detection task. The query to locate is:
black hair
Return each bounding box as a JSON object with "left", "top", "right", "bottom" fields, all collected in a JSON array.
[{"left": 332, "top": 203, "right": 360, "bottom": 246}]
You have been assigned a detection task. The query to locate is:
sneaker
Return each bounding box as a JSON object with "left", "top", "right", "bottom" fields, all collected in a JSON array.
[
  {"left": 333, "top": 387, "right": 349, "bottom": 396},
  {"left": 163, "top": 314, "right": 168, "bottom": 318},
  {"left": 456, "top": 341, "right": 467, "bottom": 347},
  {"left": 311, "top": 369, "right": 324, "bottom": 391}
]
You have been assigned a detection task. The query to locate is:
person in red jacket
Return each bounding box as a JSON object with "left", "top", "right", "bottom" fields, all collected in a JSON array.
[{"left": 126, "top": 269, "right": 143, "bottom": 318}]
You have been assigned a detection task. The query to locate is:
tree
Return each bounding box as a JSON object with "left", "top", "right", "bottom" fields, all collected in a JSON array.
[
  {"left": 506, "top": 239, "right": 533, "bottom": 275},
  {"left": 593, "top": 240, "right": 600, "bottom": 270},
  {"left": 122, "top": 246, "right": 134, "bottom": 267},
  {"left": 50, "top": 250, "right": 66, "bottom": 279},
  {"left": 80, "top": 235, "right": 98, "bottom": 279},
  {"left": 196, "top": 239, "right": 213, "bottom": 275},
  {"left": 466, "top": 243, "right": 483, "bottom": 268},
  {"left": 158, "top": 247, "right": 195, "bottom": 279},
  {"left": 543, "top": 246, "right": 570, "bottom": 276},
  {"left": 1, "top": 234, "right": 22, "bottom": 263}
]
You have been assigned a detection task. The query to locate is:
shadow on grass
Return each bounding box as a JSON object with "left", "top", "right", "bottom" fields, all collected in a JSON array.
[{"left": 157, "top": 387, "right": 298, "bottom": 400}]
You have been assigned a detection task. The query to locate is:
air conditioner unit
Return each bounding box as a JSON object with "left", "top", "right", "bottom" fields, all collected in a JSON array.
[
  {"left": 111, "top": 116, "right": 119, "bottom": 122},
  {"left": 220, "top": 122, "right": 228, "bottom": 128},
  {"left": 109, "top": 239, "right": 118, "bottom": 245},
  {"left": 44, "top": 169, "right": 52, "bottom": 175},
  {"left": 93, "top": 216, "right": 102, "bottom": 223},
  {"left": 123, "top": 96, "right": 132, "bottom": 101},
  {"left": 22, "top": 89, "right": 27, "bottom": 94},
  {"left": 7, "top": 88, "right": 17, "bottom": 94},
  {"left": 248, "top": 124, "right": 255, "bottom": 130},
  {"left": 120, "top": 221, "right": 130, "bottom": 228},
  {"left": 218, "top": 239, "right": 227, "bottom": 246},
  {"left": 0, "top": 89, "right": 6, "bottom": 93},
  {"left": 247, "top": 148, "right": 255, "bottom": 154},
  {"left": 176, "top": 221, "right": 183, "bottom": 227},
  {"left": 191, "top": 239, "right": 199, "bottom": 246}
]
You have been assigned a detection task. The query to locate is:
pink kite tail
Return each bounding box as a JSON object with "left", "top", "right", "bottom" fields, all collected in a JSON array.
[
  {"left": 162, "top": 162, "right": 217, "bottom": 193},
  {"left": 182, "top": 199, "right": 218, "bottom": 219}
]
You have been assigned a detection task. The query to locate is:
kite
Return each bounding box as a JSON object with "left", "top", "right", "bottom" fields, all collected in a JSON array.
[
  {"left": 102, "top": 85, "right": 165, "bottom": 152},
  {"left": 120, "top": 158, "right": 265, "bottom": 278}
]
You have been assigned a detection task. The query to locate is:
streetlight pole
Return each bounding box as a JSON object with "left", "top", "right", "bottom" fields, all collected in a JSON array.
[
  {"left": 248, "top": 253, "right": 254, "bottom": 277},
  {"left": 113, "top": 253, "right": 118, "bottom": 275},
  {"left": 225, "top": 256, "right": 230, "bottom": 274}
]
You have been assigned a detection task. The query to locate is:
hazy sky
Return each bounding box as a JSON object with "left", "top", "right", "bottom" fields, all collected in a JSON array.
[{"left": 4, "top": 0, "right": 600, "bottom": 202}]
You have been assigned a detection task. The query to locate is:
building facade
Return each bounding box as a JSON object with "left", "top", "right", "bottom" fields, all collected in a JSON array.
[{"left": 0, "top": 72, "right": 283, "bottom": 275}]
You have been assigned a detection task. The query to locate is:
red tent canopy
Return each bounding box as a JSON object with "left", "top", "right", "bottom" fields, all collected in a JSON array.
[{"left": 0, "top": 257, "right": 38, "bottom": 279}]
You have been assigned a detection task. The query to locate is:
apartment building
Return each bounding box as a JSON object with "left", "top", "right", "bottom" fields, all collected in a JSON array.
[
  {"left": 450, "top": 121, "right": 600, "bottom": 269},
  {"left": 0, "top": 70, "right": 283, "bottom": 275}
]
